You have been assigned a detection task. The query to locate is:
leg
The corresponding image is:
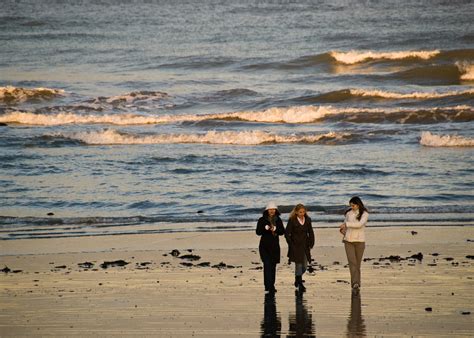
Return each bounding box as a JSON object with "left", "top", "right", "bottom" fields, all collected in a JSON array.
[
  {"left": 263, "top": 259, "right": 272, "bottom": 291},
  {"left": 353, "top": 242, "right": 365, "bottom": 286},
  {"left": 344, "top": 241, "right": 358, "bottom": 287},
  {"left": 270, "top": 262, "right": 277, "bottom": 291}
]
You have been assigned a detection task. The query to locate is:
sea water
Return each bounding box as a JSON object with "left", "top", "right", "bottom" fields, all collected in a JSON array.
[{"left": 1, "top": 0, "right": 473, "bottom": 239}]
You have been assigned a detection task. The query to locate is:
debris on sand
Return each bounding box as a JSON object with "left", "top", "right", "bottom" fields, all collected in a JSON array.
[
  {"left": 179, "top": 254, "right": 201, "bottom": 261},
  {"left": 100, "top": 260, "right": 129, "bottom": 269}
]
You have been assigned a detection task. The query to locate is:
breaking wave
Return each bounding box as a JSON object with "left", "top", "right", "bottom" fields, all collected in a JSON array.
[
  {"left": 301, "top": 88, "right": 474, "bottom": 103},
  {"left": 420, "top": 131, "right": 474, "bottom": 147},
  {"left": 56, "top": 129, "right": 351, "bottom": 146},
  {"left": 0, "top": 86, "right": 65, "bottom": 104},
  {"left": 2, "top": 105, "right": 472, "bottom": 126},
  {"left": 329, "top": 50, "right": 440, "bottom": 64},
  {"left": 456, "top": 61, "right": 474, "bottom": 81}
]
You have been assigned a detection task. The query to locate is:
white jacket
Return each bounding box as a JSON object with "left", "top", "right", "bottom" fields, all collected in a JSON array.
[{"left": 343, "top": 209, "right": 368, "bottom": 243}]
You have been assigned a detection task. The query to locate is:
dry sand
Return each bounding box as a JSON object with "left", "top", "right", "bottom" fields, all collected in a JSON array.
[{"left": 1, "top": 226, "right": 473, "bottom": 337}]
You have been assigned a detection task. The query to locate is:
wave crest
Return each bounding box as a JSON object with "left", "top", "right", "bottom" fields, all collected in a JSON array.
[
  {"left": 58, "top": 129, "right": 351, "bottom": 146},
  {"left": 420, "top": 131, "right": 474, "bottom": 147},
  {"left": 0, "top": 86, "right": 65, "bottom": 104},
  {"left": 2, "top": 105, "right": 472, "bottom": 126},
  {"left": 329, "top": 50, "right": 440, "bottom": 64}
]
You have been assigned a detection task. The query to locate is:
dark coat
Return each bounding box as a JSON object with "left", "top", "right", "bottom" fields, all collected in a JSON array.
[
  {"left": 285, "top": 216, "right": 315, "bottom": 263},
  {"left": 256, "top": 216, "right": 285, "bottom": 264}
]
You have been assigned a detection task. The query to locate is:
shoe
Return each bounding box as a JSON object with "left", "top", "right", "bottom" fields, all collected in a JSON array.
[{"left": 299, "top": 283, "right": 306, "bottom": 293}]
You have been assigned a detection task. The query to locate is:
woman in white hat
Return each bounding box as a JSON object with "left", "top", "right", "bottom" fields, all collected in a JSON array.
[{"left": 256, "top": 202, "right": 285, "bottom": 294}]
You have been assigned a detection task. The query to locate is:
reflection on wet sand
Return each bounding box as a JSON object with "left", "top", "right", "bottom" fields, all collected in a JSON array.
[
  {"left": 288, "top": 291, "right": 315, "bottom": 337},
  {"left": 346, "top": 291, "right": 366, "bottom": 337},
  {"left": 261, "top": 293, "right": 281, "bottom": 337}
]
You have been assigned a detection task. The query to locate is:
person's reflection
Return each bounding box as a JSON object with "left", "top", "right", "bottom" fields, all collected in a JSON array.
[
  {"left": 261, "top": 293, "right": 281, "bottom": 337},
  {"left": 288, "top": 291, "right": 315, "bottom": 337},
  {"left": 346, "top": 290, "right": 366, "bottom": 337}
]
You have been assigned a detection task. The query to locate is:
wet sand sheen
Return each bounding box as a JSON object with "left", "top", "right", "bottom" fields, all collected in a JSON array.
[{"left": 1, "top": 226, "right": 473, "bottom": 336}]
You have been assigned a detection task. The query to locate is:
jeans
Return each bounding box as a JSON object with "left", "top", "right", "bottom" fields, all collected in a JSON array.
[{"left": 295, "top": 256, "right": 308, "bottom": 277}]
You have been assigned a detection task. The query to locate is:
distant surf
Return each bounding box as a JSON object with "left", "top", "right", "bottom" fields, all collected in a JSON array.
[{"left": 420, "top": 131, "right": 474, "bottom": 147}]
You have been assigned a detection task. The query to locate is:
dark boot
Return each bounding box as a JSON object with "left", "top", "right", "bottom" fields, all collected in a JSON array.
[
  {"left": 294, "top": 276, "right": 299, "bottom": 288},
  {"left": 297, "top": 275, "right": 306, "bottom": 292}
]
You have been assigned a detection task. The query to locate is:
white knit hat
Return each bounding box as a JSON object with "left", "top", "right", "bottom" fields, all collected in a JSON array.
[{"left": 265, "top": 201, "right": 278, "bottom": 211}]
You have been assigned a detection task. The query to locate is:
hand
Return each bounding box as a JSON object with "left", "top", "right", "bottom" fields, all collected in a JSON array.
[{"left": 339, "top": 223, "right": 346, "bottom": 235}]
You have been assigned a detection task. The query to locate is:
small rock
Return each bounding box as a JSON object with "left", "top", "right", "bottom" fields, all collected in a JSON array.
[
  {"left": 466, "top": 255, "right": 474, "bottom": 260},
  {"left": 0, "top": 123, "right": 8, "bottom": 127},
  {"left": 180, "top": 262, "right": 193, "bottom": 267},
  {"left": 444, "top": 257, "right": 454, "bottom": 261},
  {"left": 425, "top": 307, "right": 432, "bottom": 312},
  {"left": 431, "top": 253, "right": 439, "bottom": 256},
  {"left": 47, "top": 212, "right": 54, "bottom": 216},
  {"left": 55, "top": 265, "right": 67, "bottom": 269},
  {"left": 411, "top": 231, "right": 418, "bottom": 235},
  {"left": 461, "top": 311, "right": 471, "bottom": 315},
  {"left": 1, "top": 266, "right": 11, "bottom": 273},
  {"left": 170, "top": 249, "right": 180, "bottom": 257},
  {"left": 196, "top": 262, "right": 210, "bottom": 267},
  {"left": 197, "top": 210, "right": 204, "bottom": 214}
]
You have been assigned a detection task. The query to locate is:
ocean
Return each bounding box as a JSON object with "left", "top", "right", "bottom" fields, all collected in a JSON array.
[{"left": 1, "top": 0, "right": 473, "bottom": 240}]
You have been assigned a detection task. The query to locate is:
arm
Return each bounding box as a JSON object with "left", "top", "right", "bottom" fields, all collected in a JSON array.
[
  {"left": 284, "top": 219, "right": 293, "bottom": 245},
  {"left": 307, "top": 219, "right": 315, "bottom": 248},
  {"left": 256, "top": 218, "right": 266, "bottom": 236},
  {"left": 276, "top": 218, "right": 285, "bottom": 236},
  {"left": 345, "top": 212, "right": 368, "bottom": 229}
]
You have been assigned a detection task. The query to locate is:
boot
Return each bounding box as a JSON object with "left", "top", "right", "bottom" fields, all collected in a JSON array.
[
  {"left": 294, "top": 276, "right": 299, "bottom": 288},
  {"left": 297, "top": 275, "right": 306, "bottom": 292}
]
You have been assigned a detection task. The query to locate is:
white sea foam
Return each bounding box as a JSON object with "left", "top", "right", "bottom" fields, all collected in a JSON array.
[
  {"left": 1, "top": 105, "right": 471, "bottom": 126},
  {"left": 349, "top": 88, "right": 474, "bottom": 99},
  {"left": 0, "top": 86, "right": 65, "bottom": 103},
  {"left": 420, "top": 131, "right": 474, "bottom": 147},
  {"left": 59, "top": 129, "right": 349, "bottom": 145},
  {"left": 456, "top": 61, "right": 474, "bottom": 81},
  {"left": 330, "top": 50, "right": 440, "bottom": 65},
  {"left": 0, "top": 106, "right": 338, "bottom": 126}
]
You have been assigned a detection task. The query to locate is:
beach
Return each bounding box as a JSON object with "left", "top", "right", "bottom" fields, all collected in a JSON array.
[{"left": 1, "top": 226, "right": 473, "bottom": 336}]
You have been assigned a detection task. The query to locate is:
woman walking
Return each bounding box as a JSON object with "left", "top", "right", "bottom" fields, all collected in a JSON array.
[
  {"left": 339, "top": 196, "right": 369, "bottom": 291},
  {"left": 256, "top": 202, "right": 285, "bottom": 294},
  {"left": 285, "top": 204, "right": 315, "bottom": 292}
]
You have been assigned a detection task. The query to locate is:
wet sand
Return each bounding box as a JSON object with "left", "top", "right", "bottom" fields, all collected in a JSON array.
[{"left": 1, "top": 226, "right": 473, "bottom": 336}]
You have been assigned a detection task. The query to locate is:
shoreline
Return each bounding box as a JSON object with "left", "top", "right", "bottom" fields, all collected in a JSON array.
[{"left": 1, "top": 226, "right": 473, "bottom": 336}]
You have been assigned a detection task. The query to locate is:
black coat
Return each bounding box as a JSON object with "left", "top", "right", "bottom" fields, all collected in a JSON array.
[
  {"left": 285, "top": 216, "right": 315, "bottom": 263},
  {"left": 256, "top": 216, "right": 285, "bottom": 264}
]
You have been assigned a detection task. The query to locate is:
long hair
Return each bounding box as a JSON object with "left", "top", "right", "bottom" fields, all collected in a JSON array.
[
  {"left": 289, "top": 203, "right": 307, "bottom": 220},
  {"left": 344, "top": 196, "right": 368, "bottom": 221}
]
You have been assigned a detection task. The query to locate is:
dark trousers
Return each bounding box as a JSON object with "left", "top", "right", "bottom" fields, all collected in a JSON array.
[{"left": 263, "top": 259, "right": 277, "bottom": 291}]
